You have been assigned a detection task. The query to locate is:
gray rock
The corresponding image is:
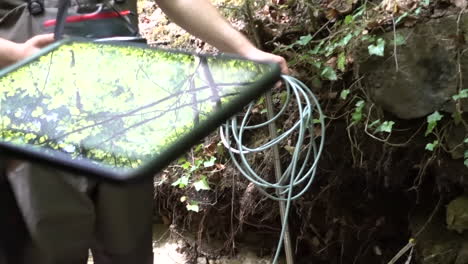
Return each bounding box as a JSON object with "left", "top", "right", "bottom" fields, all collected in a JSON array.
[
  {"left": 359, "top": 14, "right": 468, "bottom": 119},
  {"left": 447, "top": 196, "right": 468, "bottom": 234}
]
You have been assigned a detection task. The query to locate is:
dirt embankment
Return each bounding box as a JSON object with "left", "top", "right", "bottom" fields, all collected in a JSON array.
[{"left": 138, "top": 0, "right": 467, "bottom": 263}]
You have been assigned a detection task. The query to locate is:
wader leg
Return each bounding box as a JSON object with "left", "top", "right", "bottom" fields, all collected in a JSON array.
[
  {"left": 0, "top": 164, "right": 28, "bottom": 264},
  {"left": 92, "top": 180, "right": 154, "bottom": 264},
  {"left": 7, "top": 163, "right": 95, "bottom": 264}
]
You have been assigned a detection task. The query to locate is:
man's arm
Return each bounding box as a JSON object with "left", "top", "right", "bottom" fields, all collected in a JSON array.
[
  {"left": 0, "top": 34, "right": 54, "bottom": 69},
  {"left": 154, "top": 0, "right": 288, "bottom": 74}
]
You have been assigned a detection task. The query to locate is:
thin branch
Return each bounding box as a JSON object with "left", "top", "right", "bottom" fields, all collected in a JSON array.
[
  {"left": 200, "top": 57, "right": 222, "bottom": 109},
  {"left": 392, "top": 15, "right": 399, "bottom": 72}
]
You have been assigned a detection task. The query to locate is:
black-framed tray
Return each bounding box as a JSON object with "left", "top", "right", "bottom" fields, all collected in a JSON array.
[{"left": 0, "top": 39, "right": 280, "bottom": 183}]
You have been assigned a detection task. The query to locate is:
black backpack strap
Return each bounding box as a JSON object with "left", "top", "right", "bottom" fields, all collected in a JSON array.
[{"left": 54, "top": 0, "right": 71, "bottom": 40}]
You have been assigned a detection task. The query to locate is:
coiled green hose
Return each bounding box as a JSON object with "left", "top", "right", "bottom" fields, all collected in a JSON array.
[{"left": 220, "top": 75, "right": 326, "bottom": 263}]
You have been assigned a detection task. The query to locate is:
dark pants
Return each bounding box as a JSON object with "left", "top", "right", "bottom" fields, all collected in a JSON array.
[
  {"left": 0, "top": 177, "right": 28, "bottom": 264},
  {"left": 2, "top": 163, "right": 154, "bottom": 264}
]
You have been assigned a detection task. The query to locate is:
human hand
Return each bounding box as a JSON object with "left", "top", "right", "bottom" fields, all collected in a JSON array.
[
  {"left": 16, "top": 34, "right": 54, "bottom": 61},
  {"left": 241, "top": 48, "right": 289, "bottom": 75}
]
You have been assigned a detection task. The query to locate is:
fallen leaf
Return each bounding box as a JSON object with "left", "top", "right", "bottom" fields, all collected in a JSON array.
[
  {"left": 326, "top": 56, "right": 338, "bottom": 68},
  {"left": 203, "top": 142, "right": 217, "bottom": 155},
  {"left": 325, "top": 9, "right": 339, "bottom": 21}
]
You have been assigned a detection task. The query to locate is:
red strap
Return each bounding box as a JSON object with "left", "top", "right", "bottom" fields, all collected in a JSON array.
[{"left": 44, "top": 10, "right": 131, "bottom": 27}]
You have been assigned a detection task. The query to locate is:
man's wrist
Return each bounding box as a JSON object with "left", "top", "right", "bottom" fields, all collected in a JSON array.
[
  {"left": 0, "top": 41, "right": 25, "bottom": 68},
  {"left": 236, "top": 45, "right": 260, "bottom": 58},
  {"left": 11, "top": 43, "right": 26, "bottom": 63}
]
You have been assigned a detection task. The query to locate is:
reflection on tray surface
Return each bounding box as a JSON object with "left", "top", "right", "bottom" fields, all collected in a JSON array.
[{"left": 0, "top": 42, "right": 271, "bottom": 172}]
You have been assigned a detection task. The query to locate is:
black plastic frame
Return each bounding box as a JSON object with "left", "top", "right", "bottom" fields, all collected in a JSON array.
[{"left": 0, "top": 38, "right": 281, "bottom": 183}]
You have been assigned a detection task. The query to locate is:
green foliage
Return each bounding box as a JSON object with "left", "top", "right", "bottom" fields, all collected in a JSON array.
[
  {"left": 172, "top": 175, "right": 190, "bottom": 188},
  {"left": 203, "top": 156, "right": 217, "bottom": 168},
  {"left": 186, "top": 201, "right": 200, "bottom": 212},
  {"left": 295, "top": 34, "right": 313, "bottom": 46},
  {"left": 453, "top": 89, "right": 468, "bottom": 100},
  {"left": 375, "top": 121, "right": 395, "bottom": 133},
  {"left": 368, "top": 119, "right": 395, "bottom": 134},
  {"left": 425, "top": 140, "right": 439, "bottom": 152},
  {"left": 337, "top": 52, "right": 346, "bottom": 72},
  {"left": 352, "top": 100, "right": 365, "bottom": 124},
  {"left": 340, "top": 89, "right": 350, "bottom": 100},
  {"left": 344, "top": 15, "right": 354, "bottom": 25},
  {"left": 193, "top": 175, "right": 211, "bottom": 191},
  {"left": 174, "top": 143, "right": 218, "bottom": 195},
  {"left": 425, "top": 111, "right": 443, "bottom": 136},
  {"left": 321, "top": 66, "right": 338, "bottom": 81},
  {"left": 464, "top": 150, "right": 468, "bottom": 167},
  {"left": 276, "top": 4, "right": 372, "bottom": 82},
  {"left": 394, "top": 34, "right": 406, "bottom": 46},
  {"left": 368, "top": 38, "right": 386, "bottom": 57}
]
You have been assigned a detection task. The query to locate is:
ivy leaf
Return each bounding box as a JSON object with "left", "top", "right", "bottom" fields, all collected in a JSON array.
[
  {"left": 375, "top": 121, "right": 395, "bottom": 133},
  {"left": 338, "top": 33, "right": 353, "bottom": 47},
  {"left": 352, "top": 100, "right": 365, "bottom": 123},
  {"left": 296, "top": 34, "right": 313, "bottom": 46},
  {"left": 414, "top": 7, "right": 422, "bottom": 15},
  {"left": 172, "top": 175, "right": 190, "bottom": 188},
  {"left": 453, "top": 89, "right": 468, "bottom": 100},
  {"left": 340, "top": 89, "right": 350, "bottom": 100},
  {"left": 203, "top": 156, "right": 216, "bottom": 167},
  {"left": 311, "top": 61, "right": 322, "bottom": 69},
  {"left": 321, "top": 66, "right": 338, "bottom": 81},
  {"left": 193, "top": 176, "right": 211, "bottom": 191},
  {"left": 465, "top": 150, "right": 468, "bottom": 168},
  {"left": 337, "top": 52, "right": 346, "bottom": 71},
  {"left": 181, "top": 161, "right": 191, "bottom": 170},
  {"left": 186, "top": 202, "right": 200, "bottom": 212},
  {"left": 425, "top": 140, "right": 439, "bottom": 151},
  {"left": 425, "top": 111, "right": 443, "bottom": 136},
  {"left": 309, "top": 41, "right": 324, "bottom": 55},
  {"left": 368, "top": 38, "right": 386, "bottom": 56},
  {"left": 195, "top": 159, "right": 203, "bottom": 167},
  {"left": 344, "top": 15, "right": 354, "bottom": 24},
  {"left": 194, "top": 144, "right": 203, "bottom": 153},
  {"left": 394, "top": 34, "right": 406, "bottom": 46}
]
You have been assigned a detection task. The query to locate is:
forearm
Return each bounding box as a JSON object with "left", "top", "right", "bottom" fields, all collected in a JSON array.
[
  {"left": 0, "top": 38, "right": 23, "bottom": 68},
  {"left": 154, "top": 0, "right": 257, "bottom": 56}
]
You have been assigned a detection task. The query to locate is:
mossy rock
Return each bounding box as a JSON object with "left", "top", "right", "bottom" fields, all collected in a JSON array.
[{"left": 447, "top": 196, "right": 468, "bottom": 234}]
